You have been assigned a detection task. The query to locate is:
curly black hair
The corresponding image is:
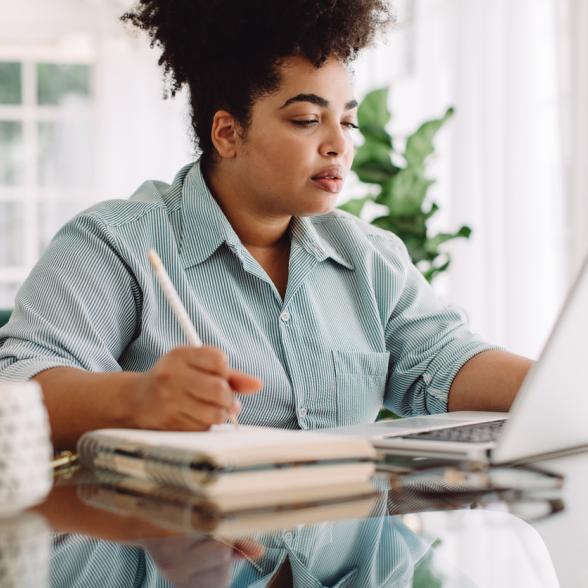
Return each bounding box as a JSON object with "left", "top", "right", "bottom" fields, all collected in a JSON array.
[{"left": 121, "top": 0, "right": 394, "bottom": 166}]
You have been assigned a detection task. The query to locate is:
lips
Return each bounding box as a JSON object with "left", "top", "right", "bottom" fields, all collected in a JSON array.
[{"left": 310, "top": 166, "right": 345, "bottom": 194}]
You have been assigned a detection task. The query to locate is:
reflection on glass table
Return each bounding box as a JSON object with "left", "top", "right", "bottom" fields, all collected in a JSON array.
[
  {"left": 38, "top": 479, "right": 431, "bottom": 588},
  {"left": 0, "top": 512, "right": 50, "bottom": 587},
  {"left": 24, "top": 463, "right": 563, "bottom": 588},
  {"left": 382, "top": 459, "right": 564, "bottom": 524}
]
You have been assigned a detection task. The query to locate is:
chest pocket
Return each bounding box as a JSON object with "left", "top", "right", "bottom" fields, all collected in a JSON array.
[{"left": 332, "top": 350, "right": 390, "bottom": 426}]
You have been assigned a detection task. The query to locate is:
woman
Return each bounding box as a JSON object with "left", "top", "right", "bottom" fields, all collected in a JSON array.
[{"left": 0, "top": 0, "right": 532, "bottom": 450}]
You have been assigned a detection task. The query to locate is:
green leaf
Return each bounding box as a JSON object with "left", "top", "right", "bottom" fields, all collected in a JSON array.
[
  {"left": 373, "top": 213, "right": 427, "bottom": 238},
  {"left": 405, "top": 239, "right": 429, "bottom": 264},
  {"left": 352, "top": 139, "right": 398, "bottom": 185},
  {"left": 424, "top": 225, "right": 472, "bottom": 255},
  {"left": 422, "top": 257, "right": 451, "bottom": 283},
  {"left": 376, "top": 408, "right": 401, "bottom": 420},
  {"left": 362, "top": 126, "right": 393, "bottom": 149},
  {"left": 354, "top": 161, "right": 398, "bottom": 185},
  {"left": 377, "top": 170, "right": 434, "bottom": 215},
  {"left": 371, "top": 215, "right": 430, "bottom": 265},
  {"left": 424, "top": 201, "right": 440, "bottom": 220},
  {"left": 357, "top": 88, "right": 391, "bottom": 130},
  {"left": 404, "top": 106, "right": 455, "bottom": 169},
  {"left": 349, "top": 90, "right": 464, "bottom": 285},
  {"left": 338, "top": 196, "right": 372, "bottom": 218},
  {"left": 354, "top": 138, "right": 392, "bottom": 167}
]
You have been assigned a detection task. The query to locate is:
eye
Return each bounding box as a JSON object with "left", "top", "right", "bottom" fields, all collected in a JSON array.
[
  {"left": 291, "top": 119, "right": 319, "bottom": 127},
  {"left": 342, "top": 122, "right": 359, "bottom": 130}
]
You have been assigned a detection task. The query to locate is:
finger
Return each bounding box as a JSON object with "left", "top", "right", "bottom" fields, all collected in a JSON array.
[
  {"left": 167, "top": 404, "right": 232, "bottom": 431},
  {"left": 228, "top": 398, "right": 241, "bottom": 418},
  {"left": 228, "top": 370, "right": 263, "bottom": 394},
  {"left": 172, "top": 346, "right": 231, "bottom": 378},
  {"left": 159, "top": 410, "right": 212, "bottom": 431},
  {"left": 187, "top": 400, "right": 229, "bottom": 426},
  {"left": 156, "top": 399, "right": 223, "bottom": 431},
  {"left": 184, "top": 372, "right": 234, "bottom": 410}
]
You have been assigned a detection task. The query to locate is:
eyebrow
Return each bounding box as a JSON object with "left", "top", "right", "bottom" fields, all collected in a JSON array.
[{"left": 279, "top": 93, "right": 358, "bottom": 111}]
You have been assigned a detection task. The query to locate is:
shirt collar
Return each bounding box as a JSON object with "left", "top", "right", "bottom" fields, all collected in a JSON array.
[
  {"left": 177, "top": 160, "right": 354, "bottom": 271},
  {"left": 290, "top": 215, "right": 354, "bottom": 270},
  {"left": 178, "top": 161, "right": 244, "bottom": 268}
]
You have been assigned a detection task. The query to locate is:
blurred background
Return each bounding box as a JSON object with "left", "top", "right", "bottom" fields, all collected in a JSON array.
[{"left": 0, "top": 0, "right": 586, "bottom": 360}]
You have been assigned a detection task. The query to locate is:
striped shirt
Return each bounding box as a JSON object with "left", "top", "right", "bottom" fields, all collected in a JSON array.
[{"left": 0, "top": 161, "right": 494, "bottom": 426}]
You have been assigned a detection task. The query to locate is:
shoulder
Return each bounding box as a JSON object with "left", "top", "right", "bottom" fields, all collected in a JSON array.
[
  {"left": 57, "top": 169, "right": 189, "bottom": 249},
  {"left": 81, "top": 182, "right": 171, "bottom": 230},
  {"left": 70, "top": 163, "right": 192, "bottom": 234},
  {"left": 311, "top": 208, "right": 411, "bottom": 269}
]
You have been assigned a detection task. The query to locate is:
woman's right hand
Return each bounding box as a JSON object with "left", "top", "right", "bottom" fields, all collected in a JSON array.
[{"left": 128, "top": 346, "right": 263, "bottom": 431}]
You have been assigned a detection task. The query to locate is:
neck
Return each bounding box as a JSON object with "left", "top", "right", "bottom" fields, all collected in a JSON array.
[{"left": 204, "top": 161, "right": 291, "bottom": 251}]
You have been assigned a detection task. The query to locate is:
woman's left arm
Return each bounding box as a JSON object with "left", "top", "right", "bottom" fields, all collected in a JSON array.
[{"left": 448, "top": 350, "right": 534, "bottom": 412}]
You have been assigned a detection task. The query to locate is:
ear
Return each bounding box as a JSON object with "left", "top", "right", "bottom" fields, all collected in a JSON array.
[{"left": 210, "top": 110, "right": 241, "bottom": 159}]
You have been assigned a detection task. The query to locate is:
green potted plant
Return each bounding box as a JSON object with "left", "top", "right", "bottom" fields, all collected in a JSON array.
[
  {"left": 340, "top": 88, "right": 471, "bottom": 283},
  {"left": 342, "top": 88, "right": 472, "bottom": 420}
]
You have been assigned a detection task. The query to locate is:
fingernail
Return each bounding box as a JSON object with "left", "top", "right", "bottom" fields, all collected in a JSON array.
[{"left": 231, "top": 398, "right": 242, "bottom": 415}]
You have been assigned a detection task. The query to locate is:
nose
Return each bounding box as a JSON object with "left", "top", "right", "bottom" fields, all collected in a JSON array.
[{"left": 319, "top": 122, "right": 349, "bottom": 158}]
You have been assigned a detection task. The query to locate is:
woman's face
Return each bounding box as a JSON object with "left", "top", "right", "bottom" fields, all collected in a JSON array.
[{"left": 232, "top": 56, "right": 358, "bottom": 218}]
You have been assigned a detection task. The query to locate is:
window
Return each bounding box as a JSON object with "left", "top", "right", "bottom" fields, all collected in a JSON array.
[{"left": 0, "top": 56, "right": 94, "bottom": 308}]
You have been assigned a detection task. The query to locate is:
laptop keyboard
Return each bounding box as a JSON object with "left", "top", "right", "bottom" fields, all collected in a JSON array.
[{"left": 401, "top": 419, "right": 507, "bottom": 444}]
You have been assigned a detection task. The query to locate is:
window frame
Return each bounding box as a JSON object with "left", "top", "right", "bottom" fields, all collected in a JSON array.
[{"left": 0, "top": 41, "right": 96, "bottom": 305}]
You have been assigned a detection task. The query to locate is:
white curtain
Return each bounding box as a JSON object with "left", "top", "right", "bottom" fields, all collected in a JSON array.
[
  {"left": 445, "top": 0, "right": 566, "bottom": 359},
  {"left": 354, "top": 0, "right": 568, "bottom": 358},
  {"left": 555, "top": 0, "right": 588, "bottom": 278}
]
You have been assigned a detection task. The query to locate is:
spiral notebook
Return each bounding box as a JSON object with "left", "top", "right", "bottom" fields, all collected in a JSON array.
[{"left": 77, "top": 425, "right": 376, "bottom": 496}]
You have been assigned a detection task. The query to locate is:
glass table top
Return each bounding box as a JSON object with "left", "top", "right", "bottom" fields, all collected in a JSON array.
[{"left": 2, "top": 449, "right": 584, "bottom": 588}]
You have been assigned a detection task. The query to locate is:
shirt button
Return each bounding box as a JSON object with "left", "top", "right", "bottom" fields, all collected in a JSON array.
[
  {"left": 298, "top": 407, "right": 308, "bottom": 418},
  {"left": 423, "top": 373, "right": 432, "bottom": 385},
  {"left": 283, "top": 531, "right": 294, "bottom": 542},
  {"left": 280, "top": 311, "right": 290, "bottom": 323}
]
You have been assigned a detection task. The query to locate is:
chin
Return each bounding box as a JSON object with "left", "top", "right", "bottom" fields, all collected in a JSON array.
[
  {"left": 295, "top": 191, "right": 339, "bottom": 216},
  {"left": 297, "top": 201, "right": 337, "bottom": 217}
]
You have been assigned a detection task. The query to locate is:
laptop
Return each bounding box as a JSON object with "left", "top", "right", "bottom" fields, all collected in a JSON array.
[{"left": 329, "top": 255, "right": 588, "bottom": 464}]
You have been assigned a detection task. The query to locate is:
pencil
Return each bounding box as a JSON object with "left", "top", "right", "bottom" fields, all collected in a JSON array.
[{"left": 148, "top": 249, "right": 239, "bottom": 429}]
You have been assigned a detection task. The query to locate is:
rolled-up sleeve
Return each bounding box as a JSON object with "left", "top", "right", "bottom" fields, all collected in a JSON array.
[
  {"left": 381, "top": 235, "right": 499, "bottom": 416},
  {"left": 0, "top": 211, "right": 140, "bottom": 381}
]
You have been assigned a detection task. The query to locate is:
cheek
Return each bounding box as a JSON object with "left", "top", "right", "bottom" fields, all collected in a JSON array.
[
  {"left": 254, "top": 133, "right": 315, "bottom": 172},
  {"left": 345, "top": 135, "right": 356, "bottom": 162}
]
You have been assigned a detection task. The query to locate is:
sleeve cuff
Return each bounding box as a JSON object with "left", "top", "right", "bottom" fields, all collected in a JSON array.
[{"left": 420, "top": 339, "right": 503, "bottom": 414}]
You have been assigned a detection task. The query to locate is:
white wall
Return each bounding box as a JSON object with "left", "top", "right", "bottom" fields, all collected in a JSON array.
[{"left": 0, "top": 0, "right": 578, "bottom": 360}]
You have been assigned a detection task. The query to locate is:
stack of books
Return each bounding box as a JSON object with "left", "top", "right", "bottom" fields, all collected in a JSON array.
[{"left": 77, "top": 425, "right": 379, "bottom": 534}]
